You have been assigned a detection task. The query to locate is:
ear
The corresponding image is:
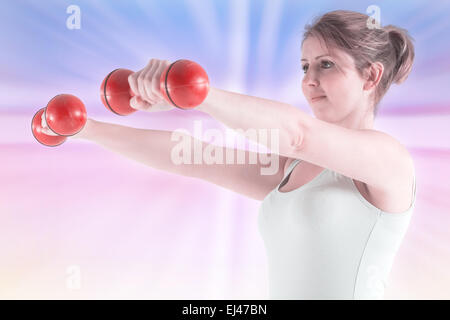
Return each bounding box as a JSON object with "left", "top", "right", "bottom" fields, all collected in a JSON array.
[{"left": 363, "top": 62, "right": 384, "bottom": 91}]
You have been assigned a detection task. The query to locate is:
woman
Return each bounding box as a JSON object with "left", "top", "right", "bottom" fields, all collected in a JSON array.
[{"left": 45, "top": 10, "right": 416, "bottom": 299}]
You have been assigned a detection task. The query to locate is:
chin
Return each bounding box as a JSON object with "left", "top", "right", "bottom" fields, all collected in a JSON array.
[{"left": 312, "top": 108, "right": 337, "bottom": 122}]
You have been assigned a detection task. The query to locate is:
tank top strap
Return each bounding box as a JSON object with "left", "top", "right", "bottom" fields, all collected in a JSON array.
[
  {"left": 283, "top": 158, "right": 302, "bottom": 178},
  {"left": 412, "top": 165, "right": 417, "bottom": 201}
]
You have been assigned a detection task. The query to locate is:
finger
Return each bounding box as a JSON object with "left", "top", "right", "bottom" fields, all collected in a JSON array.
[
  {"left": 130, "top": 96, "right": 153, "bottom": 111},
  {"left": 41, "top": 111, "right": 47, "bottom": 128},
  {"left": 137, "top": 69, "right": 152, "bottom": 103},
  {"left": 129, "top": 96, "right": 142, "bottom": 110},
  {"left": 42, "top": 127, "right": 59, "bottom": 136},
  {"left": 154, "top": 60, "right": 171, "bottom": 101},
  {"left": 128, "top": 70, "right": 141, "bottom": 97},
  {"left": 142, "top": 63, "right": 159, "bottom": 103},
  {"left": 40, "top": 111, "right": 59, "bottom": 135}
]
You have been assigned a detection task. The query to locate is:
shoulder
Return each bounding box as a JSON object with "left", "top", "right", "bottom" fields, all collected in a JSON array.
[
  {"left": 366, "top": 147, "right": 415, "bottom": 213},
  {"left": 378, "top": 132, "right": 415, "bottom": 192}
]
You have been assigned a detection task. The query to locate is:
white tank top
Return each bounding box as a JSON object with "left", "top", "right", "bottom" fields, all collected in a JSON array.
[{"left": 258, "top": 159, "right": 417, "bottom": 299}]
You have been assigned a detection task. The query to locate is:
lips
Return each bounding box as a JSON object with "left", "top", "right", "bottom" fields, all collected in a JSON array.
[{"left": 311, "top": 96, "right": 326, "bottom": 102}]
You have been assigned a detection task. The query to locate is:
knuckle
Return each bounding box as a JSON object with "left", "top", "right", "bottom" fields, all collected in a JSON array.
[
  {"left": 152, "top": 79, "right": 162, "bottom": 96},
  {"left": 146, "top": 83, "right": 155, "bottom": 96},
  {"left": 152, "top": 79, "right": 161, "bottom": 96},
  {"left": 150, "top": 76, "right": 157, "bottom": 88},
  {"left": 131, "top": 100, "right": 140, "bottom": 109},
  {"left": 128, "top": 74, "right": 137, "bottom": 84},
  {"left": 151, "top": 79, "right": 161, "bottom": 97},
  {"left": 145, "top": 73, "right": 153, "bottom": 82}
]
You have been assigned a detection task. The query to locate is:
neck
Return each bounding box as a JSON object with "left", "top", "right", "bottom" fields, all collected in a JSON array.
[{"left": 336, "top": 103, "right": 374, "bottom": 130}]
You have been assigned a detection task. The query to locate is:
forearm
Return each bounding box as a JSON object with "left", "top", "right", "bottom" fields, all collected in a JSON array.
[
  {"left": 69, "top": 119, "right": 197, "bottom": 177},
  {"left": 196, "top": 87, "right": 304, "bottom": 157}
]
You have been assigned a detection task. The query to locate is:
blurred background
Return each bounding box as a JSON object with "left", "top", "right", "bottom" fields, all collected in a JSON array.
[{"left": 0, "top": 0, "right": 449, "bottom": 299}]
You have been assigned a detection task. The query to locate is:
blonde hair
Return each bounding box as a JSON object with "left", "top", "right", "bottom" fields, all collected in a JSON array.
[{"left": 302, "top": 10, "right": 415, "bottom": 116}]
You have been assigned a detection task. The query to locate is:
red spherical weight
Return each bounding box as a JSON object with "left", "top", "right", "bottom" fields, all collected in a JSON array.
[
  {"left": 45, "top": 94, "right": 87, "bottom": 136},
  {"left": 100, "top": 68, "right": 137, "bottom": 116},
  {"left": 31, "top": 108, "right": 67, "bottom": 147},
  {"left": 159, "top": 60, "right": 210, "bottom": 109}
]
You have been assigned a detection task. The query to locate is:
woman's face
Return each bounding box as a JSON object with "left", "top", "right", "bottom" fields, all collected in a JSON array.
[{"left": 301, "top": 36, "right": 368, "bottom": 125}]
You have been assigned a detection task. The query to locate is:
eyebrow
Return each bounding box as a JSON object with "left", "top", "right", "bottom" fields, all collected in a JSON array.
[{"left": 301, "top": 54, "right": 332, "bottom": 62}]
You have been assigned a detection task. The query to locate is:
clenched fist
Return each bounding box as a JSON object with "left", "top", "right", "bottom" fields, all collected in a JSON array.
[{"left": 127, "top": 59, "right": 175, "bottom": 112}]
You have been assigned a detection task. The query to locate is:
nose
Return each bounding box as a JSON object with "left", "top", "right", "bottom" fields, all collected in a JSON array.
[{"left": 303, "top": 70, "right": 319, "bottom": 87}]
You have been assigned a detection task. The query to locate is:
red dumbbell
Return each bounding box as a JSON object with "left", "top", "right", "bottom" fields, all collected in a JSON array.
[
  {"left": 100, "top": 59, "right": 210, "bottom": 116},
  {"left": 31, "top": 94, "right": 87, "bottom": 147}
]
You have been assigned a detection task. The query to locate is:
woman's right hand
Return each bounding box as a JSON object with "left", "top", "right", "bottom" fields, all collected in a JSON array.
[
  {"left": 128, "top": 59, "right": 175, "bottom": 112},
  {"left": 41, "top": 112, "right": 93, "bottom": 139}
]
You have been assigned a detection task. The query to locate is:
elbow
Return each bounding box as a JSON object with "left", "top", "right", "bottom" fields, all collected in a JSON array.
[
  {"left": 290, "top": 131, "right": 305, "bottom": 152},
  {"left": 284, "top": 118, "right": 306, "bottom": 157}
]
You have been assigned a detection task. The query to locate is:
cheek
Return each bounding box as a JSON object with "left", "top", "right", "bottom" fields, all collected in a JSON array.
[
  {"left": 344, "top": 80, "right": 364, "bottom": 102},
  {"left": 328, "top": 76, "right": 362, "bottom": 101},
  {"left": 301, "top": 79, "right": 308, "bottom": 94},
  {"left": 319, "top": 73, "right": 340, "bottom": 96}
]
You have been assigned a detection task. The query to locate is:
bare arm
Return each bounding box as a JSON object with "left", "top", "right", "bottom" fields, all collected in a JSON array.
[
  {"left": 196, "top": 87, "right": 305, "bottom": 157},
  {"left": 122, "top": 59, "right": 305, "bottom": 158},
  {"left": 70, "top": 119, "right": 289, "bottom": 200}
]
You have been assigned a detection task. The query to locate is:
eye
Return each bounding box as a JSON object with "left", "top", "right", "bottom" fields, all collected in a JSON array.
[
  {"left": 321, "top": 60, "right": 334, "bottom": 68},
  {"left": 302, "top": 64, "right": 308, "bottom": 73},
  {"left": 301, "top": 60, "right": 334, "bottom": 74}
]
